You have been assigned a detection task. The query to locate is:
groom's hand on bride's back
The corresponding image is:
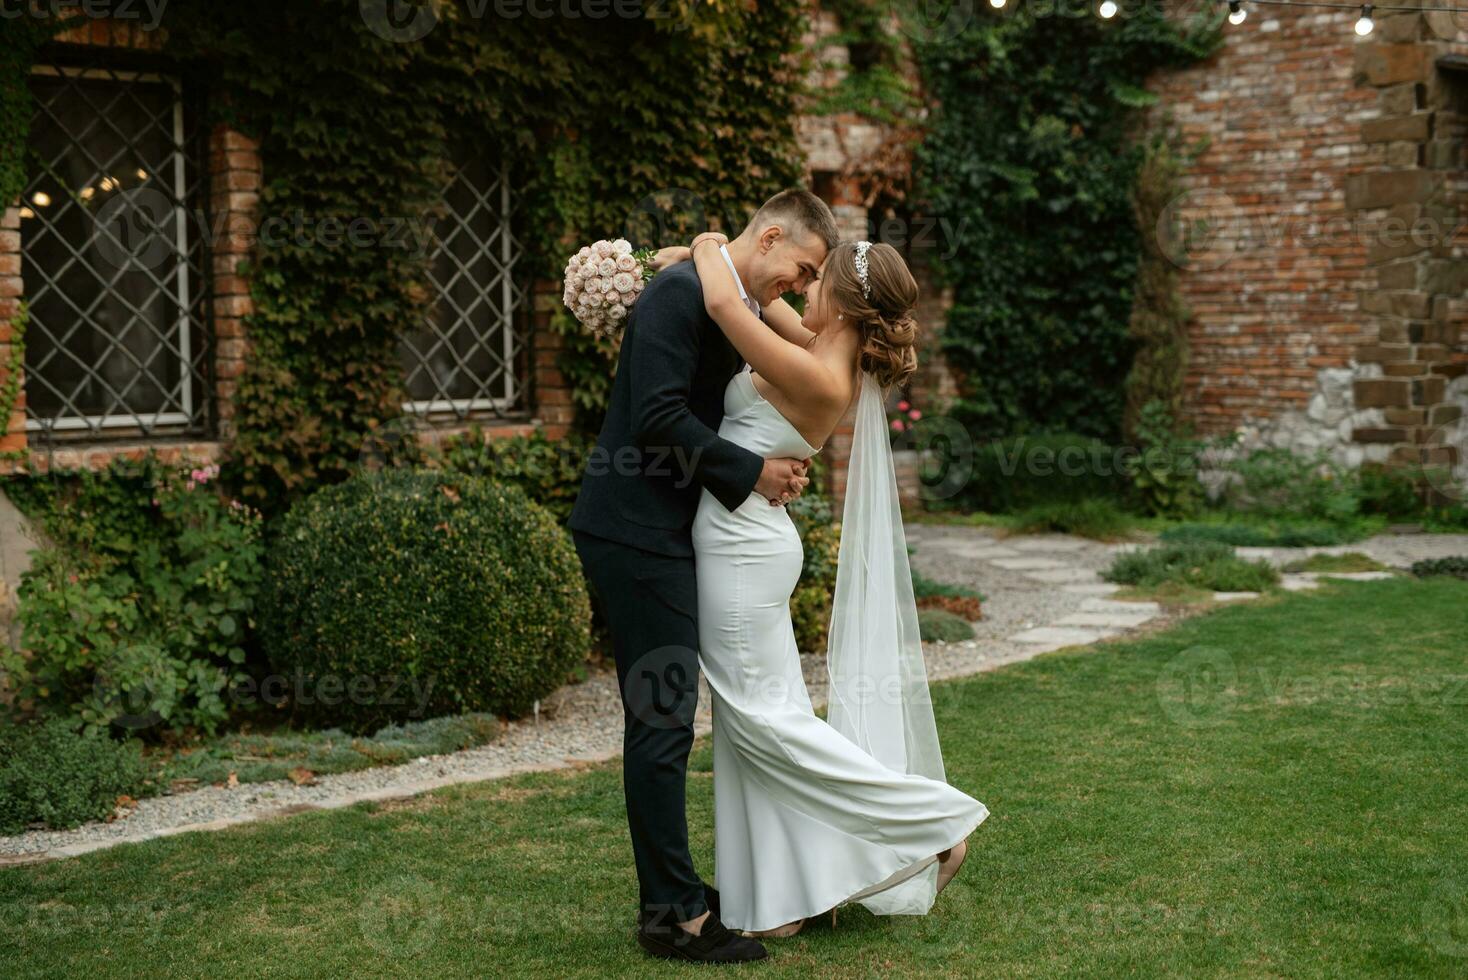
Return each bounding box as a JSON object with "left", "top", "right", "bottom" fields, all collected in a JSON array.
[{"left": 757, "top": 457, "right": 809, "bottom": 506}]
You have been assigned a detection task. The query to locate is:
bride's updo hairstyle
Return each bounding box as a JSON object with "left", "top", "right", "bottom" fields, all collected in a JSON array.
[{"left": 824, "top": 241, "right": 919, "bottom": 390}]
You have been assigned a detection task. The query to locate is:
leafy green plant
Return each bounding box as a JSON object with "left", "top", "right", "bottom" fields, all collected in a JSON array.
[
  {"left": 1, "top": 455, "right": 265, "bottom": 736},
  {"left": 1159, "top": 519, "right": 1374, "bottom": 548},
  {"left": 1410, "top": 556, "right": 1468, "bottom": 581},
  {"left": 434, "top": 428, "right": 588, "bottom": 524},
  {"left": 1124, "top": 136, "right": 1194, "bottom": 439},
  {"left": 1357, "top": 465, "right": 1424, "bottom": 519},
  {"left": 260, "top": 469, "right": 590, "bottom": 732},
  {"left": 1124, "top": 400, "right": 1202, "bottom": 517},
  {"left": 1006, "top": 498, "right": 1136, "bottom": 541},
  {"left": 1221, "top": 448, "right": 1361, "bottom": 523},
  {"left": 1104, "top": 541, "right": 1279, "bottom": 593},
  {"left": 0, "top": 719, "right": 147, "bottom": 833},
  {"left": 917, "top": 608, "right": 975, "bottom": 643},
  {"left": 1282, "top": 553, "right": 1389, "bottom": 574},
  {"left": 788, "top": 492, "right": 841, "bottom": 652},
  {"left": 151, "top": 712, "right": 502, "bottom": 789}
]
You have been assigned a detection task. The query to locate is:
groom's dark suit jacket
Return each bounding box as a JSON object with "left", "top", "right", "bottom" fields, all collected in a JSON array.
[{"left": 568, "top": 260, "right": 764, "bottom": 558}]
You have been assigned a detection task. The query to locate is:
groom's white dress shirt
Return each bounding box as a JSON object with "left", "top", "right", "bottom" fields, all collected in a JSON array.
[{"left": 719, "top": 244, "right": 762, "bottom": 321}]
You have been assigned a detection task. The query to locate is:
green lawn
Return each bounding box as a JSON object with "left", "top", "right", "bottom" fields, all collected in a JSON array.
[{"left": 3, "top": 579, "right": 1467, "bottom": 978}]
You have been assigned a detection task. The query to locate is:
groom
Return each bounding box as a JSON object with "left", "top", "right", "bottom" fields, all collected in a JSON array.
[{"left": 570, "top": 189, "right": 840, "bottom": 963}]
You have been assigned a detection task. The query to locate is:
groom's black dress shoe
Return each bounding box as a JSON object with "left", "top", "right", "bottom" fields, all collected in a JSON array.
[{"left": 636, "top": 907, "right": 768, "bottom": 964}]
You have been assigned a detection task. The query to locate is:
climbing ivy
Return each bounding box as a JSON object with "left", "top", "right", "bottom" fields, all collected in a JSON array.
[
  {"left": 152, "top": 0, "right": 808, "bottom": 508},
  {"left": 912, "top": 0, "right": 1223, "bottom": 443}
]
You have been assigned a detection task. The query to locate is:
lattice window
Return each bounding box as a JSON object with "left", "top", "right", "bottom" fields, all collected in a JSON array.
[
  {"left": 20, "top": 62, "right": 211, "bottom": 440},
  {"left": 400, "top": 155, "right": 527, "bottom": 420}
]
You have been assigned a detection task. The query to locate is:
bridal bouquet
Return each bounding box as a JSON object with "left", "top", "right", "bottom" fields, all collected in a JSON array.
[{"left": 562, "top": 238, "right": 657, "bottom": 339}]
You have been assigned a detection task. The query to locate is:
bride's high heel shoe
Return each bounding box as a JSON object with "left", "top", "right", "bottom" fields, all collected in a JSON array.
[
  {"left": 936, "top": 839, "right": 969, "bottom": 895},
  {"left": 748, "top": 917, "right": 806, "bottom": 938}
]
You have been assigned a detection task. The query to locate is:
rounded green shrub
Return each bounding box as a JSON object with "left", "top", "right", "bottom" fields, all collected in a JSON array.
[
  {"left": 918, "top": 608, "right": 975, "bottom": 644},
  {"left": 0, "top": 719, "right": 147, "bottom": 834},
  {"left": 260, "top": 469, "right": 591, "bottom": 731}
]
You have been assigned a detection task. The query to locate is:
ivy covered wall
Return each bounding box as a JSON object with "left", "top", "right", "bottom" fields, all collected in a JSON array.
[{"left": 913, "top": 2, "right": 1221, "bottom": 443}]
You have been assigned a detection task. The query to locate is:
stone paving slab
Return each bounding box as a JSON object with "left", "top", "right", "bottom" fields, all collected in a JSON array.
[
  {"left": 1026, "top": 568, "right": 1101, "bottom": 584},
  {"left": 1213, "top": 591, "right": 1261, "bottom": 601},
  {"left": 1311, "top": 571, "right": 1397, "bottom": 581},
  {"left": 1281, "top": 575, "right": 1322, "bottom": 591},
  {"left": 1009, "top": 626, "right": 1113, "bottom": 646},
  {"left": 1009, "top": 538, "right": 1089, "bottom": 553},
  {"left": 1079, "top": 598, "right": 1160, "bottom": 615},
  {"left": 1056, "top": 612, "right": 1156, "bottom": 629},
  {"left": 991, "top": 556, "right": 1068, "bottom": 571},
  {"left": 1062, "top": 583, "right": 1122, "bottom": 596}
]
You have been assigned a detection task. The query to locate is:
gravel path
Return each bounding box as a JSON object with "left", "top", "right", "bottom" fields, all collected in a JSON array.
[{"left": 4, "top": 526, "right": 1464, "bottom": 865}]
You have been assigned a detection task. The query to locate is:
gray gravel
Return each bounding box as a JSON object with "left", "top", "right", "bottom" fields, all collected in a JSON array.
[{"left": 4, "top": 526, "right": 1463, "bottom": 863}]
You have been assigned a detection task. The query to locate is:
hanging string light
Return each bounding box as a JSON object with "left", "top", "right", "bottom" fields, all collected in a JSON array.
[{"left": 1063, "top": 0, "right": 1468, "bottom": 27}]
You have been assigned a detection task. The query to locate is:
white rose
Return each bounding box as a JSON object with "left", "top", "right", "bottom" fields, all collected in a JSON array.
[
  {"left": 632, "top": 277, "right": 645, "bottom": 292},
  {"left": 631, "top": 263, "right": 644, "bottom": 280},
  {"left": 585, "top": 291, "right": 603, "bottom": 307},
  {"left": 616, "top": 254, "right": 637, "bottom": 273},
  {"left": 622, "top": 290, "right": 637, "bottom": 306},
  {"left": 598, "top": 257, "right": 617, "bottom": 277},
  {"left": 612, "top": 271, "right": 635, "bottom": 293},
  {"left": 604, "top": 289, "right": 621, "bottom": 305},
  {"left": 578, "top": 246, "right": 592, "bottom": 261},
  {"left": 595, "top": 240, "right": 614, "bottom": 258},
  {"left": 607, "top": 302, "right": 626, "bottom": 322},
  {"left": 612, "top": 238, "right": 633, "bottom": 256},
  {"left": 586, "top": 276, "right": 605, "bottom": 293},
  {"left": 563, "top": 286, "right": 576, "bottom": 305}
]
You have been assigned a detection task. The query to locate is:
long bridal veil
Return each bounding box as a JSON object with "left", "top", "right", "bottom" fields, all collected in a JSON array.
[{"left": 825, "top": 371, "right": 948, "bottom": 916}]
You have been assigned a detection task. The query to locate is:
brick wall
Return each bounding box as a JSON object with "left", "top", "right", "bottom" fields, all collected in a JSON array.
[{"left": 1146, "top": 9, "right": 1468, "bottom": 477}]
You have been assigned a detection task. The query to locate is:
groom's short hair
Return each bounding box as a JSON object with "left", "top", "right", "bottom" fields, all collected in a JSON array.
[{"left": 749, "top": 189, "right": 840, "bottom": 252}]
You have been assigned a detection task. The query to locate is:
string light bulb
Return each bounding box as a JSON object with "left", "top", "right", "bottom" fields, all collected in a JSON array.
[
  {"left": 1228, "top": 0, "right": 1247, "bottom": 22},
  {"left": 1355, "top": 3, "right": 1374, "bottom": 33},
  {"left": 990, "top": 0, "right": 1006, "bottom": 7},
  {"left": 1098, "top": 0, "right": 1118, "bottom": 17}
]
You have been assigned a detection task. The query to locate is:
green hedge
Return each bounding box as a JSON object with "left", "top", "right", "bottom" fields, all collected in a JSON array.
[
  {"left": 956, "top": 433, "right": 1130, "bottom": 514},
  {"left": 260, "top": 469, "right": 591, "bottom": 732},
  {"left": 0, "top": 720, "right": 147, "bottom": 834}
]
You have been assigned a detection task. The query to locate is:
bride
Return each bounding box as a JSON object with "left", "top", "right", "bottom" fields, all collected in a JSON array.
[{"left": 671, "top": 230, "right": 989, "bottom": 937}]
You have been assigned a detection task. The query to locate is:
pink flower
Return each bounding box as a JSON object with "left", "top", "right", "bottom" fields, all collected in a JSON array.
[
  {"left": 612, "top": 238, "right": 633, "bottom": 256},
  {"left": 604, "top": 289, "right": 622, "bottom": 305},
  {"left": 909, "top": 409, "right": 922, "bottom": 420},
  {"left": 616, "top": 254, "right": 637, "bottom": 273},
  {"left": 594, "top": 240, "right": 614, "bottom": 258},
  {"left": 577, "top": 246, "right": 592, "bottom": 262},
  {"left": 890, "top": 419, "right": 905, "bottom": 432},
  {"left": 598, "top": 257, "right": 617, "bottom": 277},
  {"left": 632, "top": 278, "right": 645, "bottom": 292},
  {"left": 621, "top": 291, "right": 636, "bottom": 306},
  {"left": 612, "top": 271, "right": 635, "bottom": 294},
  {"left": 897, "top": 400, "right": 910, "bottom": 411}
]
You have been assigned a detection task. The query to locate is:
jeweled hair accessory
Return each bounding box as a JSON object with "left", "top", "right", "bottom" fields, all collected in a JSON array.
[{"left": 853, "top": 240, "right": 872, "bottom": 299}]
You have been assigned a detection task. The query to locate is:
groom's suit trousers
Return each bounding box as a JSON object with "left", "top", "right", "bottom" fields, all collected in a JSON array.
[{"left": 573, "top": 529, "right": 708, "bottom": 922}]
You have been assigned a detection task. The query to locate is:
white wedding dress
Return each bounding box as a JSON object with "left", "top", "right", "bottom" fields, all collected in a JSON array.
[{"left": 692, "top": 365, "right": 989, "bottom": 933}]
